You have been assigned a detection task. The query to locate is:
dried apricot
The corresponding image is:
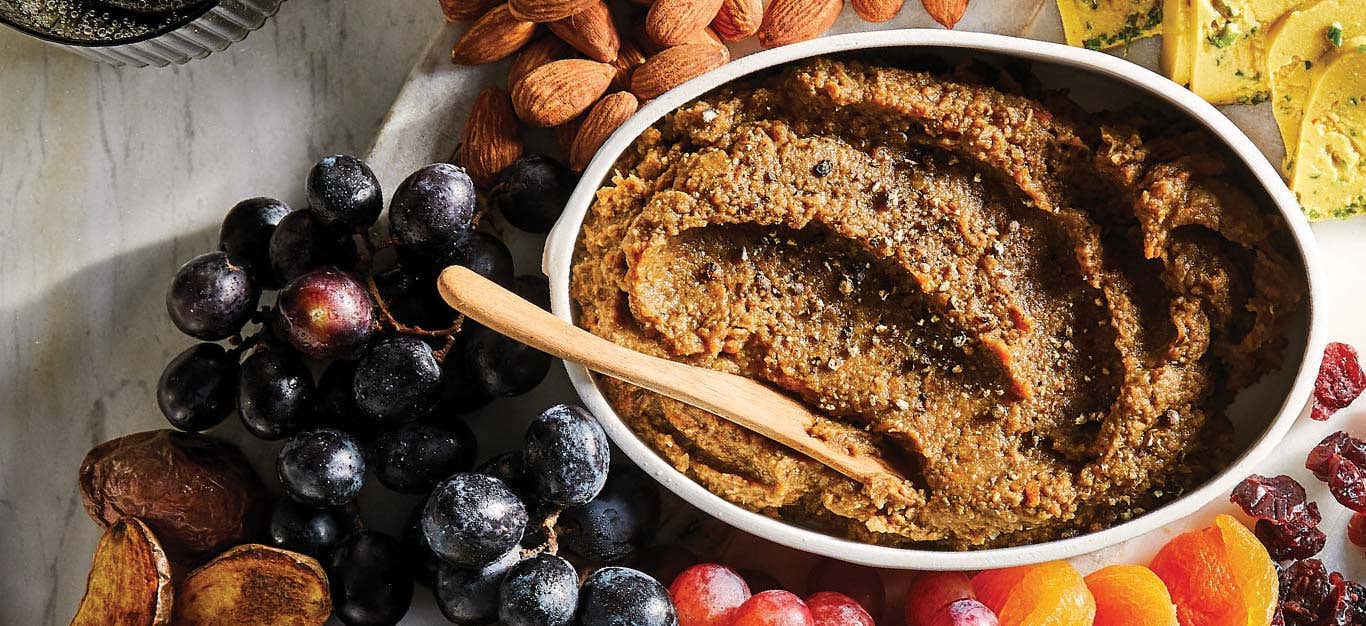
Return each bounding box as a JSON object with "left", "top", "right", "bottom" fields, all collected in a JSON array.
[
  {"left": 971, "top": 561, "right": 1095, "bottom": 626},
  {"left": 1084, "top": 564, "right": 1178, "bottom": 626},
  {"left": 970, "top": 567, "right": 1030, "bottom": 614},
  {"left": 1215, "top": 514, "right": 1279, "bottom": 626},
  {"left": 1151, "top": 525, "right": 1240, "bottom": 626},
  {"left": 1150, "top": 514, "right": 1278, "bottom": 626}
]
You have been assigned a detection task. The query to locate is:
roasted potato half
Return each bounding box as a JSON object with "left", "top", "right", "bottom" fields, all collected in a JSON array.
[
  {"left": 79, "top": 429, "right": 267, "bottom": 562},
  {"left": 174, "top": 544, "right": 331, "bottom": 626},
  {"left": 70, "top": 517, "right": 173, "bottom": 626}
]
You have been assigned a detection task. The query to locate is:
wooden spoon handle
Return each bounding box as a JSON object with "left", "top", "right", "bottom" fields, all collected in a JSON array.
[{"left": 436, "top": 266, "right": 912, "bottom": 491}]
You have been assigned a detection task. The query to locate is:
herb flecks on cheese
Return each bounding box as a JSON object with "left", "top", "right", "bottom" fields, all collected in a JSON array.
[
  {"left": 1057, "top": 0, "right": 1164, "bottom": 50},
  {"left": 1189, "top": 0, "right": 1309, "bottom": 105},
  {"left": 1291, "top": 36, "right": 1366, "bottom": 219},
  {"left": 1266, "top": 0, "right": 1366, "bottom": 173}
]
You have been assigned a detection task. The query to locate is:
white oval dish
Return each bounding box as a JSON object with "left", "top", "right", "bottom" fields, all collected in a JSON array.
[{"left": 542, "top": 29, "right": 1326, "bottom": 570}]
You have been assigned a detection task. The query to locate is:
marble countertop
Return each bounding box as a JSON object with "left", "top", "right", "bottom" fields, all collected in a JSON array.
[{"left": 1, "top": 1, "right": 1363, "bottom": 624}]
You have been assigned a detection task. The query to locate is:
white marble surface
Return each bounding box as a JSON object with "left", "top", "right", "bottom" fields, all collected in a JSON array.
[
  {"left": 2, "top": 1, "right": 1365, "bottom": 625},
  {"left": 0, "top": 1, "right": 440, "bottom": 623}
]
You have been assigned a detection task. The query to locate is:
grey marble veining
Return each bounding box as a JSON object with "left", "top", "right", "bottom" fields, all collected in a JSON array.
[
  {"left": 0, "top": 1, "right": 437, "bottom": 623},
  {"left": 2, "top": 1, "right": 1366, "bottom": 625}
]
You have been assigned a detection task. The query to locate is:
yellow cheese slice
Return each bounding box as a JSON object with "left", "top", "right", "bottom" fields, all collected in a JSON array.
[
  {"left": 1057, "top": 0, "right": 1163, "bottom": 50},
  {"left": 1290, "top": 36, "right": 1366, "bottom": 219},
  {"left": 1161, "top": 0, "right": 1198, "bottom": 86},
  {"left": 1189, "top": 0, "right": 1309, "bottom": 104},
  {"left": 1266, "top": 0, "right": 1366, "bottom": 172}
]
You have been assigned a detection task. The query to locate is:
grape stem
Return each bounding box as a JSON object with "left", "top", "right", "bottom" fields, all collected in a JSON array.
[
  {"left": 519, "top": 508, "right": 562, "bottom": 559},
  {"left": 353, "top": 231, "right": 467, "bottom": 364},
  {"left": 226, "top": 327, "right": 267, "bottom": 360}
]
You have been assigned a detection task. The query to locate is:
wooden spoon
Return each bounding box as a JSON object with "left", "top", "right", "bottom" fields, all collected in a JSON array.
[{"left": 437, "top": 265, "right": 917, "bottom": 501}]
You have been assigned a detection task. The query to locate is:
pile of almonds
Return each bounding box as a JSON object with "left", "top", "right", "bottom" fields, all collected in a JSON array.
[{"left": 446, "top": 0, "right": 971, "bottom": 178}]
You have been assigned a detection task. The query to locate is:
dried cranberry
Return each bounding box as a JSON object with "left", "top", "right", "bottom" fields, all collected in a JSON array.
[
  {"left": 1232, "top": 474, "right": 1312, "bottom": 523},
  {"left": 1346, "top": 581, "right": 1366, "bottom": 625},
  {"left": 1277, "top": 560, "right": 1366, "bottom": 626},
  {"left": 1349, "top": 512, "right": 1366, "bottom": 548},
  {"left": 1279, "top": 559, "right": 1334, "bottom": 626},
  {"left": 1311, "top": 342, "right": 1366, "bottom": 421},
  {"left": 1321, "top": 572, "right": 1355, "bottom": 626},
  {"left": 1326, "top": 455, "right": 1366, "bottom": 512},
  {"left": 1255, "top": 517, "right": 1327, "bottom": 561},
  {"left": 1308, "top": 432, "right": 1355, "bottom": 482}
]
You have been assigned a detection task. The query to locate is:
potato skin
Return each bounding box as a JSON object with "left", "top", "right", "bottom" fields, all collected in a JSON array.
[
  {"left": 79, "top": 430, "right": 267, "bottom": 563},
  {"left": 174, "top": 544, "right": 331, "bottom": 626},
  {"left": 70, "top": 517, "right": 173, "bottom": 626}
]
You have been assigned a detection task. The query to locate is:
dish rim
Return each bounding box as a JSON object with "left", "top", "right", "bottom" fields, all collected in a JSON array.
[{"left": 542, "top": 29, "right": 1327, "bottom": 569}]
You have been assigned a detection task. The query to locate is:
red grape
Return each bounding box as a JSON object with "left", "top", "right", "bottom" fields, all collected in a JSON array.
[
  {"left": 906, "top": 571, "right": 976, "bottom": 626},
  {"left": 274, "top": 268, "right": 376, "bottom": 359},
  {"left": 805, "top": 591, "right": 874, "bottom": 626},
  {"left": 670, "top": 563, "right": 751, "bottom": 626},
  {"left": 728, "top": 590, "right": 815, "bottom": 626},
  {"left": 806, "top": 557, "right": 885, "bottom": 617},
  {"left": 937, "top": 599, "right": 999, "bottom": 626}
]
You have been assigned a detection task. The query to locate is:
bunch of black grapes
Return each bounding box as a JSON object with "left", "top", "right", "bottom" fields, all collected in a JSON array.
[
  {"left": 155, "top": 152, "right": 688, "bottom": 626},
  {"left": 420, "top": 405, "right": 675, "bottom": 626}
]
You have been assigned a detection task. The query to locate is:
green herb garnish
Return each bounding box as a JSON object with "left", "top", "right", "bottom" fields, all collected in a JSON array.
[
  {"left": 1328, "top": 22, "right": 1344, "bottom": 47},
  {"left": 1080, "top": 7, "right": 1162, "bottom": 50},
  {"left": 1210, "top": 22, "right": 1242, "bottom": 48}
]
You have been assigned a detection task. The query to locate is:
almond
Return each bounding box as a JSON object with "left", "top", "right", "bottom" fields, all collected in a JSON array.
[
  {"left": 461, "top": 87, "right": 524, "bottom": 187},
  {"left": 441, "top": 0, "right": 501, "bottom": 21},
  {"left": 921, "top": 0, "right": 968, "bottom": 28},
  {"left": 852, "top": 0, "right": 904, "bottom": 23},
  {"left": 636, "top": 20, "right": 723, "bottom": 54},
  {"left": 509, "top": 36, "right": 574, "bottom": 89},
  {"left": 508, "top": 0, "right": 596, "bottom": 22},
  {"left": 571, "top": 92, "right": 639, "bottom": 170},
  {"left": 646, "top": 0, "right": 726, "bottom": 47},
  {"left": 711, "top": 0, "right": 762, "bottom": 41},
  {"left": 686, "top": 25, "right": 725, "bottom": 48},
  {"left": 630, "top": 42, "right": 729, "bottom": 100},
  {"left": 547, "top": 0, "right": 620, "bottom": 62},
  {"left": 512, "top": 59, "right": 616, "bottom": 126},
  {"left": 609, "top": 39, "right": 647, "bottom": 90},
  {"left": 451, "top": 4, "right": 538, "bottom": 65},
  {"left": 756, "top": 0, "right": 841, "bottom": 48}
]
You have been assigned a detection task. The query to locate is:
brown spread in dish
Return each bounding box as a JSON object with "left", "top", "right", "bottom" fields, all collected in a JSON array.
[{"left": 570, "top": 58, "right": 1303, "bottom": 549}]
